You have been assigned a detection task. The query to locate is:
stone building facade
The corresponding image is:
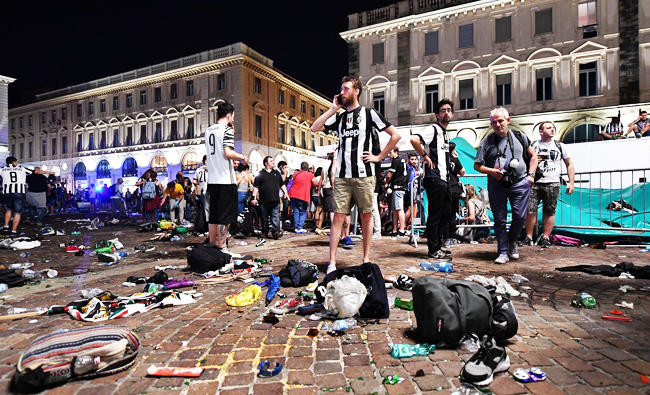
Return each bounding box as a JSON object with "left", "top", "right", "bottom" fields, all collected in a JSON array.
[
  {"left": 8, "top": 43, "right": 333, "bottom": 190},
  {"left": 341, "top": 0, "right": 650, "bottom": 146},
  {"left": 0, "top": 75, "right": 15, "bottom": 164}
]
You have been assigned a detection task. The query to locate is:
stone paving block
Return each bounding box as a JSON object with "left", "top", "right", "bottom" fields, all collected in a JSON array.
[
  {"left": 286, "top": 387, "right": 318, "bottom": 395},
  {"left": 315, "top": 349, "right": 340, "bottom": 361},
  {"left": 372, "top": 354, "right": 401, "bottom": 368},
  {"left": 599, "top": 347, "right": 636, "bottom": 362},
  {"left": 519, "top": 352, "right": 553, "bottom": 366},
  {"left": 288, "top": 370, "right": 315, "bottom": 385},
  {"left": 187, "top": 380, "right": 219, "bottom": 395},
  {"left": 286, "top": 357, "right": 313, "bottom": 369},
  {"left": 554, "top": 356, "right": 596, "bottom": 372},
  {"left": 621, "top": 359, "right": 650, "bottom": 374},
  {"left": 604, "top": 389, "right": 645, "bottom": 395},
  {"left": 543, "top": 366, "right": 579, "bottom": 385},
  {"left": 524, "top": 380, "right": 565, "bottom": 395},
  {"left": 344, "top": 365, "right": 375, "bottom": 378},
  {"left": 288, "top": 346, "right": 312, "bottom": 357},
  {"left": 429, "top": 349, "right": 460, "bottom": 361},
  {"left": 490, "top": 375, "right": 526, "bottom": 395},
  {"left": 252, "top": 382, "right": 284, "bottom": 394},
  {"left": 228, "top": 360, "right": 255, "bottom": 374},
  {"left": 344, "top": 354, "right": 371, "bottom": 366},
  {"left": 577, "top": 370, "right": 622, "bottom": 387},
  {"left": 223, "top": 372, "right": 255, "bottom": 387},
  {"left": 315, "top": 372, "right": 347, "bottom": 388},
  {"left": 402, "top": 360, "right": 436, "bottom": 376},
  {"left": 413, "top": 374, "right": 449, "bottom": 391},
  {"left": 177, "top": 348, "right": 206, "bottom": 360},
  {"left": 314, "top": 361, "right": 342, "bottom": 374},
  {"left": 261, "top": 345, "right": 286, "bottom": 357},
  {"left": 203, "top": 354, "right": 228, "bottom": 366},
  {"left": 350, "top": 376, "right": 384, "bottom": 394},
  {"left": 562, "top": 384, "right": 601, "bottom": 395},
  {"left": 342, "top": 343, "right": 367, "bottom": 355},
  {"left": 219, "top": 388, "right": 250, "bottom": 395},
  {"left": 436, "top": 361, "right": 463, "bottom": 377},
  {"left": 384, "top": 378, "right": 416, "bottom": 395}
]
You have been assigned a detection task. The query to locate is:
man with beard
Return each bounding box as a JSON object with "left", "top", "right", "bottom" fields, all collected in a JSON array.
[{"left": 311, "top": 76, "right": 401, "bottom": 273}]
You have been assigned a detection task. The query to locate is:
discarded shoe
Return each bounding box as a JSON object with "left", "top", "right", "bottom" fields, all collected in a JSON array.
[
  {"left": 460, "top": 335, "right": 510, "bottom": 386},
  {"left": 270, "top": 298, "right": 303, "bottom": 315},
  {"left": 41, "top": 227, "right": 55, "bottom": 236},
  {"left": 513, "top": 367, "right": 546, "bottom": 383},
  {"left": 65, "top": 245, "right": 81, "bottom": 253},
  {"left": 134, "top": 244, "right": 156, "bottom": 252},
  {"left": 393, "top": 274, "right": 414, "bottom": 291},
  {"left": 97, "top": 252, "right": 121, "bottom": 263}
]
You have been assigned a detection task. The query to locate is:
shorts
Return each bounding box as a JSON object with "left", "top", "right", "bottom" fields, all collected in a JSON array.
[
  {"left": 528, "top": 183, "right": 560, "bottom": 215},
  {"left": 333, "top": 176, "right": 376, "bottom": 215},
  {"left": 391, "top": 189, "right": 405, "bottom": 211},
  {"left": 207, "top": 184, "right": 237, "bottom": 225},
  {"left": 4, "top": 193, "right": 26, "bottom": 214},
  {"left": 321, "top": 188, "right": 335, "bottom": 213}
]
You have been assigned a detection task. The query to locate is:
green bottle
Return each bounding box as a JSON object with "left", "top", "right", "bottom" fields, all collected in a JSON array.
[
  {"left": 394, "top": 298, "right": 413, "bottom": 310},
  {"left": 572, "top": 292, "right": 596, "bottom": 308},
  {"left": 390, "top": 343, "right": 436, "bottom": 358}
]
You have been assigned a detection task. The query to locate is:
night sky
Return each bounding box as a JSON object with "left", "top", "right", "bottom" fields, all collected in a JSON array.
[{"left": 3, "top": 0, "right": 395, "bottom": 108}]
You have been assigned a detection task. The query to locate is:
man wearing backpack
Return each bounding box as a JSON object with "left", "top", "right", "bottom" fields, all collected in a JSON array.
[
  {"left": 523, "top": 121, "right": 575, "bottom": 247},
  {"left": 474, "top": 108, "right": 538, "bottom": 264},
  {"left": 109, "top": 178, "right": 127, "bottom": 217},
  {"left": 311, "top": 76, "right": 401, "bottom": 274}
]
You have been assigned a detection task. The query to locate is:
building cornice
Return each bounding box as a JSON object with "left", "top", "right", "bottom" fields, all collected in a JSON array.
[
  {"left": 0, "top": 75, "right": 16, "bottom": 84},
  {"left": 340, "top": 0, "right": 525, "bottom": 42}
]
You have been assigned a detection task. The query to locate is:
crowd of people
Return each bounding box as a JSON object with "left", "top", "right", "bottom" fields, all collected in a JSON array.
[
  {"left": 600, "top": 109, "right": 649, "bottom": 140},
  {"left": 1, "top": 75, "right": 584, "bottom": 268}
]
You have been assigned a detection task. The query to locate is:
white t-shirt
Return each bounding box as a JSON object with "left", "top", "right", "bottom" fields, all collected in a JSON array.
[
  {"left": 532, "top": 140, "right": 569, "bottom": 184},
  {"left": 194, "top": 165, "right": 208, "bottom": 194},
  {"left": 0, "top": 164, "right": 33, "bottom": 194},
  {"left": 205, "top": 123, "right": 236, "bottom": 185}
]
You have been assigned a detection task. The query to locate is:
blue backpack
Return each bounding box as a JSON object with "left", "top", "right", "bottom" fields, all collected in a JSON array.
[{"left": 142, "top": 181, "right": 156, "bottom": 200}]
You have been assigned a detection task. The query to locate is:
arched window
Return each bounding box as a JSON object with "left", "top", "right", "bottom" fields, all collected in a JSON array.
[
  {"left": 96, "top": 159, "right": 111, "bottom": 179},
  {"left": 181, "top": 152, "right": 201, "bottom": 174},
  {"left": 151, "top": 155, "right": 168, "bottom": 176},
  {"left": 73, "top": 162, "right": 87, "bottom": 180},
  {"left": 122, "top": 157, "right": 138, "bottom": 177},
  {"left": 562, "top": 123, "right": 602, "bottom": 144},
  {"left": 113, "top": 130, "right": 119, "bottom": 147}
]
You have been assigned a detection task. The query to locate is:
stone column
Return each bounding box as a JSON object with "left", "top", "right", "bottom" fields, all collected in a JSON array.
[
  {"left": 397, "top": 31, "right": 411, "bottom": 126},
  {"left": 0, "top": 75, "right": 16, "bottom": 164},
  {"left": 618, "top": 0, "right": 639, "bottom": 104}
]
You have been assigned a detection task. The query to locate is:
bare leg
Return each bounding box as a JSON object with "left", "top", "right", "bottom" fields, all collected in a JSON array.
[
  {"left": 392, "top": 210, "right": 398, "bottom": 233},
  {"left": 397, "top": 209, "right": 405, "bottom": 232},
  {"left": 340, "top": 215, "right": 350, "bottom": 239},
  {"left": 328, "top": 213, "right": 346, "bottom": 267},
  {"left": 542, "top": 214, "right": 555, "bottom": 238},
  {"left": 4, "top": 210, "right": 12, "bottom": 227},
  {"left": 525, "top": 213, "right": 537, "bottom": 239},
  {"left": 360, "top": 213, "right": 372, "bottom": 262},
  {"left": 11, "top": 214, "right": 21, "bottom": 232},
  {"left": 209, "top": 223, "right": 229, "bottom": 248}
]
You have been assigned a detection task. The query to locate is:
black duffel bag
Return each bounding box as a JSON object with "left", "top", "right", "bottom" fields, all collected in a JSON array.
[
  {"left": 412, "top": 277, "right": 493, "bottom": 346},
  {"left": 279, "top": 259, "right": 318, "bottom": 287},
  {"left": 187, "top": 244, "right": 231, "bottom": 273},
  {"left": 317, "top": 262, "right": 389, "bottom": 319}
]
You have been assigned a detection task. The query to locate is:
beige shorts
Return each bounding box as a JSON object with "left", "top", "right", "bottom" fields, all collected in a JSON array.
[{"left": 333, "top": 176, "right": 376, "bottom": 215}]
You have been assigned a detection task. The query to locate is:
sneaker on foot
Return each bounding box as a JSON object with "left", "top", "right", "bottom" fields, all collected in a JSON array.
[
  {"left": 339, "top": 236, "right": 354, "bottom": 249},
  {"left": 494, "top": 254, "right": 510, "bottom": 264},
  {"left": 441, "top": 249, "right": 452, "bottom": 257},
  {"left": 508, "top": 245, "right": 519, "bottom": 260},
  {"left": 326, "top": 263, "right": 337, "bottom": 274},
  {"left": 372, "top": 233, "right": 382, "bottom": 240},
  {"left": 427, "top": 250, "right": 452, "bottom": 260},
  {"left": 520, "top": 236, "right": 534, "bottom": 246},
  {"left": 538, "top": 237, "right": 552, "bottom": 248},
  {"left": 460, "top": 335, "right": 510, "bottom": 386}
]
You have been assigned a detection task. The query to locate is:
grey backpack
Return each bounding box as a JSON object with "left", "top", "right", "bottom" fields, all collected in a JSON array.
[{"left": 412, "top": 277, "right": 493, "bottom": 346}]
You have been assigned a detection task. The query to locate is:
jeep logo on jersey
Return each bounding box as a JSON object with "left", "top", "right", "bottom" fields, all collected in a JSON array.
[{"left": 340, "top": 129, "right": 360, "bottom": 138}]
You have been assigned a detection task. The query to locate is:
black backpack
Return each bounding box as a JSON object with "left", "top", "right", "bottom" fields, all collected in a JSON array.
[
  {"left": 187, "top": 244, "right": 231, "bottom": 274},
  {"left": 194, "top": 203, "right": 207, "bottom": 233},
  {"left": 318, "top": 262, "right": 389, "bottom": 319},
  {"left": 412, "top": 277, "right": 493, "bottom": 346},
  {"left": 490, "top": 294, "right": 518, "bottom": 341},
  {"left": 278, "top": 259, "right": 318, "bottom": 287}
]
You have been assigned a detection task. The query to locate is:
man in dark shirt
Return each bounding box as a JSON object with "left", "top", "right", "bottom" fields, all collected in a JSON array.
[
  {"left": 385, "top": 148, "right": 408, "bottom": 237},
  {"left": 252, "top": 156, "right": 287, "bottom": 239},
  {"left": 26, "top": 167, "right": 49, "bottom": 225}
]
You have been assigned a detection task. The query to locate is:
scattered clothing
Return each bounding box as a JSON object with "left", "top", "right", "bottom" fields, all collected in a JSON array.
[{"left": 556, "top": 261, "right": 650, "bottom": 279}]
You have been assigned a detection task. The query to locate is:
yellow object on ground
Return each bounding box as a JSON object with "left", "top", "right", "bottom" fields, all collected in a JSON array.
[{"left": 225, "top": 285, "right": 262, "bottom": 307}]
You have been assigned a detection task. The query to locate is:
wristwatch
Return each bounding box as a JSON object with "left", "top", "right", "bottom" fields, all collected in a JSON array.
[{"left": 527, "top": 173, "right": 535, "bottom": 178}]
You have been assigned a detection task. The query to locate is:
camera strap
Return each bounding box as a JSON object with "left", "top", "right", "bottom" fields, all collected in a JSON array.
[{"left": 494, "top": 131, "right": 516, "bottom": 164}]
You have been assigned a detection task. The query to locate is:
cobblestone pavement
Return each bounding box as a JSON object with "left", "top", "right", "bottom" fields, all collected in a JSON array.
[{"left": 1, "top": 221, "right": 649, "bottom": 394}]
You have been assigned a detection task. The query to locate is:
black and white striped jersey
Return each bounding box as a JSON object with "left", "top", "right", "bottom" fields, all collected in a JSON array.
[
  {"left": 0, "top": 164, "right": 33, "bottom": 194},
  {"left": 414, "top": 123, "right": 450, "bottom": 182},
  {"left": 323, "top": 106, "right": 391, "bottom": 178}
]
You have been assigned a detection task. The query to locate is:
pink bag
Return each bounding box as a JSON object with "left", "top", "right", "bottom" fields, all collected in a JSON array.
[{"left": 550, "top": 234, "right": 585, "bottom": 246}]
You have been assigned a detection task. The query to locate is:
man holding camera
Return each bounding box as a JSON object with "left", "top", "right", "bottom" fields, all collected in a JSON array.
[{"left": 474, "top": 108, "right": 538, "bottom": 264}]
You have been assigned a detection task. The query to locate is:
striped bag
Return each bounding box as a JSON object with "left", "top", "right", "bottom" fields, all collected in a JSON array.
[{"left": 12, "top": 325, "right": 139, "bottom": 392}]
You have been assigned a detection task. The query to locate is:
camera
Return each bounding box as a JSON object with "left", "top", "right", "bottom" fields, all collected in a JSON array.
[
  {"left": 336, "top": 95, "right": 343, "bottom": 105},
  {"left": 499, "top": 158, "right": 519, "bottom": 187}
]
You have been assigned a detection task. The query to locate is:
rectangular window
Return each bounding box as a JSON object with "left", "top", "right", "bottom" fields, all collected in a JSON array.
[
  {"left": 578, "top": 1, "right": 597, "bottom": 26},
  {"left": 459, "top": 79, "right": 474, "bottom": 110},
  {"left": 154, "top": 87, "right": 161, "bottom": 102},
  {"left": 140, "top": 125, "right": 147, "bottom": 144},
  {"left": 113, "top": 130, "right": 119, "bottom": 147},
  {"left": 186, "top": 80, "right": 194, "bottom": 96},
  {"left": 155, "top": 123, "right": 162, "bottom": 142},
  {"left": 579, "top": 61, "right": 598, "bottom": 96},
  {"left": 254, "top": 77, "right": 262, "bottom": 94},
  {"left": 278, "top": 90, "right": 284, "bottom": 104},
  {"left": 536, "top": 67, "right": 553, "bottom": 101},
  {"left": 186, "top": 118, "right": 195, "bottom": 139},
  {"left": 139, "top": 90, "right": 147, "bottom": 105},
  {"left": 170, "top": 120, "right": 178, "bottom": 140},
  {"left": 62, "top": 136, "right": 67, "bottom": 154},
  {"left": 100, "top": 130, "right": 106, "bottom": 149},
  {"left": 425, "top": 31, "right": 439, "bottom": 55},
  {"left": 88, "top": 134, "right": 94, "bottom": 150},
  {"left": 28, "top": 142, "right": 33, "bottom": 158},
  {"left": 51, "top": 110, "right": 56, "bottom": 122},
  {"left": 495, "top": 16, "right": 512, "bottom": 42},
  {"left": 496, "top": 74, "right": 512, "bottom": 106},
  {"left": 126, "top": 94, "right": 132, "bottom": 107},
  {"left": 100, "top": 99, "right": 106, "bottom": 113},
  {"left": 425, "top": 85, "right": 439, "bottom": 113},
  {"left": 126, "top": 127, "right": 133, "bottom": 145},
  {"left": 255, "top": 115, "right": 262, "bottom": 138},
  {"left": 77, "top": 104, "right": 82, "bottom": 117},
  {"left": 113, "top": 96, "right": 119, "bottom": 110},
  {"left": 301, "top": 100, "right": 306, "bottom": 113},
  {"left": 459, "top": 24, "right": 474, "bottom": 48},
  {"left": 42, "top": 140, "right": 47, "bottom": 156},
  {"left": 10, "top": 119, "right": 15, "bottom": 129},
  {"left": 372, "top": 42, "right": 384, "bottom": 65},
  {"left": 217, "top": 74, "right": 226, "bottom": 90},
  {"left": 19, "top": 143, "right": 24, "bottom": 159},
  {"left": 278, "top": 123, "right": 285, "bottom": 144},
  {"left": 19, "top": 117, "right": 23, "bottom": 128},
  {"left": 10, "top": 144, "right": 15, "bottom": 155},
  {"left": 310, "top": 105, "right": 315, "bottom": 117},
  {"left": 290, "top": 95, "right": 296, "bottom": 109},
  {"left": 535, "top": 8, "right": 553, "bottom": 35},
  {"left": 61, "top": 107, "right": 67, "bottom": 120},
  {"left": 373, "top": 92, "right": 385, "bottom": 115},
  {"left": 51, "top": 138, "right": 57, "bottom": 156},
  {"left": 41, "top": 112, "right": 46, "bottom": 124},
  {"left": 170, "top": 83, "right": 178, "bottom": 99},
  {"left": 88, "top": 102, "right": 94, "bottom": 115},
  {"left": 77, "top": 135, "right": 82, "bottom": 152},
  {"left": 302, "top": 130, "right": 307, "bottom": 149},
  {"left": 291, "top": 128, "right": 297, "bottom": 146},
  {"left": 28, "top": 115, "right": 32, "bottom": 127}
]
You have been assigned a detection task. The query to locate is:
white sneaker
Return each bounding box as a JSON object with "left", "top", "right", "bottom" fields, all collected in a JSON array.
[
  {"left": 372, "top": 233, "right": 382, "bottom": 240},
  {"left": 326, "top": 264, "right": 337, "bottom": 274},
  {"left": 494, "top": 254, "right": 510, "bottom": 264},
  {"left": 508, "top": 245, "right": 519, "bottom": 260}
]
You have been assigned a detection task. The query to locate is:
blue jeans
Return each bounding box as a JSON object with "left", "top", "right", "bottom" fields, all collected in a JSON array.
[
  {"left": 259, "top": 201, "right": 281, "bottom": 234},
  {"left": 291, "top": 198, "right": 309, "bottom": 230},
  {"left": 487, "top": 177, "right": 532, "bottom": 254},
  {"left": 238, "top": 191, "right": 247, "bottom": 213}
]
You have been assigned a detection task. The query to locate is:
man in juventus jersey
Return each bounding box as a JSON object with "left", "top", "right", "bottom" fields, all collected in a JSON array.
[
  {"left": 312, "top": 76, "right": 401, "bottom": 273},
  {"left": 410, "top": 99, "right": 454, "bottom": 260},
  {"left": 1, "top": 156, "right": 54, "bottom": 234},
  {"left": 193, "top": 155, "right": 209, "bottom": 220}
]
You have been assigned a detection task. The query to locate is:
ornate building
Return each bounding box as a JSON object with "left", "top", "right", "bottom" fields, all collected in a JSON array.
[
  {"left": 8, "top": 43, "right": 333, "bottom": 189},
  {"left": 342, "top": 0, "right": 649, "bottom": 146},
  {"left": 0, "top": 75, "right": 15, "bottom": 164}
]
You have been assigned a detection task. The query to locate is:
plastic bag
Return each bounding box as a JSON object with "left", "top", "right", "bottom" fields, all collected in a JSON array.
[{"left": 322, "top": 275, "right": 367, "bottom": 318}]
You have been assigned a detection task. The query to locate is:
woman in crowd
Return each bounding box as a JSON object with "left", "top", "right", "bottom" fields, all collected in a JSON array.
[
  {"left": 460, "top": 184, "right": 490, "bottom": 242},
  {"left": 141, "top": 169, "right": 159, "bottom": 222},
  {"left": 236, "top": 163, "right": 254, "bottom": 213}
]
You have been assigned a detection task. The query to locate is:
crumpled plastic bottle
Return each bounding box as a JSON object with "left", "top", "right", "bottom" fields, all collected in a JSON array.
[
  {"left": 390, "top": 343, "right": 436, "bottom": 358},
  {"left": 459, "top": 333, "right": 480, "bottom": 353}
]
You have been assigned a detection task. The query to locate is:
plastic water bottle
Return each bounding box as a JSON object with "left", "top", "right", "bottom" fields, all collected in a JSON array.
[
  {"left": 330, "top": 318, "right": 357, "bottom": 332},
  {"left": 571, "top": 292, "right": 596, "bottom": 308},
  {"left": 394, "top": 298, "right": 413, "bottom": 310},
  {"left": 419, "top": 261, "right": 453, "bottom": 273},
  {"left": 0, "top": 283, "right": 7, "bottom": 293},
  {"left": 117, "top": 251, "right": 128, "bottom": 257}
]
